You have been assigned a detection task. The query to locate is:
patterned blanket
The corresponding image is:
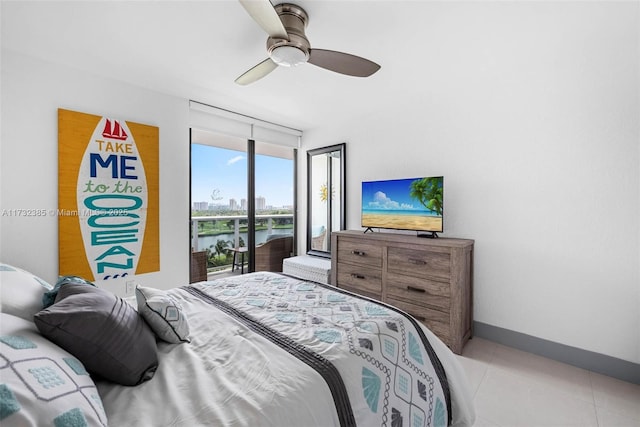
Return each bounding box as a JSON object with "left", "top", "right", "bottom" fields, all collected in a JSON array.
[{"left": 187, "top": 272, "right": 450, "bottom": 427}]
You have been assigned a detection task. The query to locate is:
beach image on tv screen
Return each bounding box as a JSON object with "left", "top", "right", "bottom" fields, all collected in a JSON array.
[{"left": 361, "top": 176, "right": 443, "bottom": 232}]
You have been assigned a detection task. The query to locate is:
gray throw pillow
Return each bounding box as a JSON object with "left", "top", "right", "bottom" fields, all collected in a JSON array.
[
  {"left": 42, "top": 275, "right": 96, "bottom": 309},
  {"left": 34, "top": 283, "right": 158, "bottom": 386}
]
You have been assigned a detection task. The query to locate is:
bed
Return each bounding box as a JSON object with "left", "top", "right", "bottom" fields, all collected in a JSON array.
[{"left": 0, "top": 263, "right": 475, "bottom": 427}]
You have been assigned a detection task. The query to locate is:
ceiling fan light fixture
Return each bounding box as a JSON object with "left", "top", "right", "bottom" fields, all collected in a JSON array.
[
  {"left": 236, "top": 0, "right": 381, "bottom": 84},
  {"left": 270, "top": 45, "right": 308, "bottom": 67}
]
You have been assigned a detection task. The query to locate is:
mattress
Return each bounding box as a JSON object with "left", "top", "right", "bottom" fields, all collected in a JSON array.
[{"left": 96, "top": 272, "right": 476, "bottom": 426}]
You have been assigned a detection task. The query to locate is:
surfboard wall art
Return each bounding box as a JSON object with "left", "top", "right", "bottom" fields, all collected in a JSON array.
[{"left": 58, "top": 109, "right": 159, "bottom": 281}]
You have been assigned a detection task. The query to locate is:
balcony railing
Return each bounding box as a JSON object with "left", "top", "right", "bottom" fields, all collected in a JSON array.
[{"left": 191, "top": 214, "right": 294, "bottom": 252}]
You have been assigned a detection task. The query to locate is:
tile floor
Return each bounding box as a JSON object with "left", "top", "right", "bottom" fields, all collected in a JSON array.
[{"left": 456, "top": 338, "right": 640, "bottom": 427}]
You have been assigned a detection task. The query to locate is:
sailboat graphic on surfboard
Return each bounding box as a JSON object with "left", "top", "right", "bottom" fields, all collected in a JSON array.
[
  {"left": 76, "top": 117, "right": 147, "bottom": 280},
  {"left": 102, "top": 119, "right": 128, "bottom": 140}
]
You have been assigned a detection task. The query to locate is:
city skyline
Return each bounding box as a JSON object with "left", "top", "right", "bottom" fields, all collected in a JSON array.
[
  {"left": 193, "top": 196, "right": 292, "bottom": 211},
  {"left": 191, "top": 144, "right": 294, "bottom": 208}
]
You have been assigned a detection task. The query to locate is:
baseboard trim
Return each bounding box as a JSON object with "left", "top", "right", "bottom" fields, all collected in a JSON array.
[{"left": 473, "top": 321, "right": 640, "bottom": 385}]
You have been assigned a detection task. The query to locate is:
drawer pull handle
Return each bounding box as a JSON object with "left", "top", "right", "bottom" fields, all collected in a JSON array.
[
  {"left": 410, "top": 313, "right": 426, "bottom": 321},
  {"left": 408, "top": 258, "right": 427, "bottom": 265},
  {"left": 407, "top": 286, "right": 425, "bottom": 293},
  {"left": 350, "top": 273, "right": 366, "bottom": 279},
  {"left": 351, "top": 250, "right": 366, "bottom": 256}
]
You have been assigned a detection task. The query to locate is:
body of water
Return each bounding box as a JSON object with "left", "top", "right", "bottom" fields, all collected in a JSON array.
[{"left": 198, "top": 229, "right": 293, "bottom": 251}]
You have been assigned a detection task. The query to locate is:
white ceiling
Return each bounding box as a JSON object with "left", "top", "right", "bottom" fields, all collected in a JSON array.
[{"left": 2, "top": 0, "right": 432, "bottom": 131}]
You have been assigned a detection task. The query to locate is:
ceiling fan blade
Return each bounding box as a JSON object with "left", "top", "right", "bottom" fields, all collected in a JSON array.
[
  {"left": 308, "top": 49, "right": 381, "bottom": 77},
  {"left": 235, "top": 58, "right": 278, "bottom": 85},
  {"left": 238, "top": 0, "right": 288, "bottom": 40}
]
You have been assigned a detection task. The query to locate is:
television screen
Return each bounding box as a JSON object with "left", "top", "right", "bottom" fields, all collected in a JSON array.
[{"left": 361, "top": 176, "right": 444, "bottom": 234}]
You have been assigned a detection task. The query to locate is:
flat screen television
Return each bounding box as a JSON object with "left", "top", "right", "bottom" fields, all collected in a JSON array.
[{"left": 361, "top": 176, "right": 443, "bottom": 237}]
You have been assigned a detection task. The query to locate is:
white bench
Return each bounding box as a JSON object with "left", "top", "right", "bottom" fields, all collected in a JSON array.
[{"left": 282, "top": 255, "right": 331, "bottom": 285}]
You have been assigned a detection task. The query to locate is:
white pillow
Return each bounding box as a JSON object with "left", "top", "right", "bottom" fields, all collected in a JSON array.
[
  {"left": 135, "top": 286, "right": 190, "bottom": 344},
  {"left": 0, "top": 263, "right": 53, "bottom": 321},
  {"left": 0, "top": 313, "right": 108, "bottom": 426}
]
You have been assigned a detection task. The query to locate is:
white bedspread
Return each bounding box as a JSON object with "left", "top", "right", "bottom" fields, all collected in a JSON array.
[{"left": 97, "top": 273, "right": 475, "bottom": 426}]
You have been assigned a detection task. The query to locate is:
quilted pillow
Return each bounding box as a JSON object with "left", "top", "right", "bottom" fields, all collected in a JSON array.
[
  {"left": 136, "top": 286, "right": 190, "bottom": 344},
  {"left": 0, "top": 262, "right": 53, "bottom": 321},
  {"left": 0, "top": 313, "right": 108, "bottom": 426},
  {"left": 34, "top": 283, "right": 158, "bottom": 386}
]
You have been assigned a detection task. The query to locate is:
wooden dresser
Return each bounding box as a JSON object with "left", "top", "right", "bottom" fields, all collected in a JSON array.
[{"left": 330, "top": 230, "right": 474, "bottom": 354}]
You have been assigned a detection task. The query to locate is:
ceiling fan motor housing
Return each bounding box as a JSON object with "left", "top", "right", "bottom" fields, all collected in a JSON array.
[{"left": 267, "top": 3, "right": 310, "bottom": 65}]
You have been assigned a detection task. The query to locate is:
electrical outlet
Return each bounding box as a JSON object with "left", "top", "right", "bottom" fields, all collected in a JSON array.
[{"left": 125, "top": 281, "right": 136, "bottom": 297}]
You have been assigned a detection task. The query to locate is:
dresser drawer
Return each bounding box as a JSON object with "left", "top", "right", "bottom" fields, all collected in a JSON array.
[
  {"left": 386, "top": 272, "right": 450, "bottom": 311},
  {"left": 387, "top": 246, "right": 450, "bottom": 281},
  {"left": 340, "top": 284, "right": 382, "bottom": 301},
  {"left": 336, "top": 262, "right": 382, "bottom": 295},
  {"left": 336, "top": 238, "right": 383, "bottom": 268},
  {"left": 386, "top": 297, "right": 451, "bottom": 345}
]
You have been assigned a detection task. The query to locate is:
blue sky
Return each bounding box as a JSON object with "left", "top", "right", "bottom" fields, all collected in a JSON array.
[{"left": 191, "top": 144, "right": 293, "bottom": 208}]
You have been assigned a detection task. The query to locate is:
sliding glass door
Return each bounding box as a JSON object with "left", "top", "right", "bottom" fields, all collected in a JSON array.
[
  {"left": 190, "top": 129, "right": 295, "bottom": 279},
  {"left": 254, "top": 141, "right": 294, "bottom": 272}
]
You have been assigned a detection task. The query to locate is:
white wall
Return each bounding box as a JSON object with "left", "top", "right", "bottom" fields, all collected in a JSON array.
[
  {"left": 298, "top": 2, "right": 639, "bottom": 364},
  {"left": 0, "top": 51, "right": 190, "bottom": 296}
]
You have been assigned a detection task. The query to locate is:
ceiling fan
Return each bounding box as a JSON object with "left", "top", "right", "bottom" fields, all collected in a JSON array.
[{"left": 235, "top": 0, "right": 381, "bottom": 85}]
